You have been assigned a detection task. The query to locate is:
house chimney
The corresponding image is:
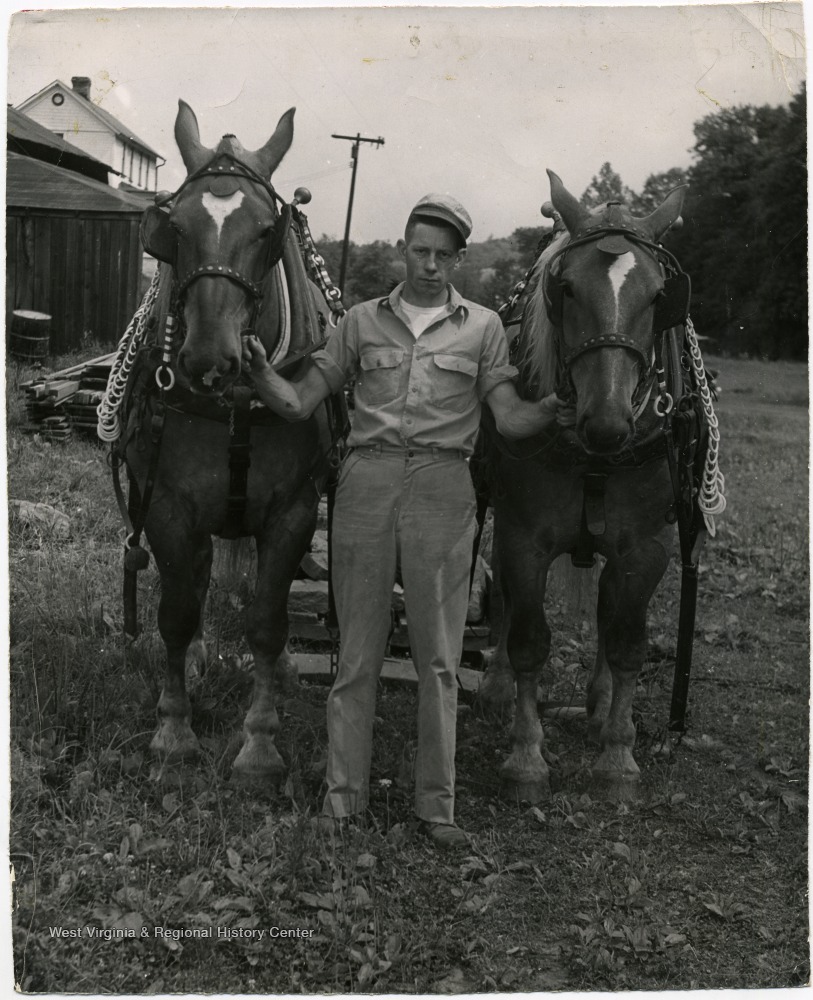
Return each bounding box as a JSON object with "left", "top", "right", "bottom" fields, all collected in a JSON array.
[{"left": 71, "top": 76, "right": 91, "bottom": 100}]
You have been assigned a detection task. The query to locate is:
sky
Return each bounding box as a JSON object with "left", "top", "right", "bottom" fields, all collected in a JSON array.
[{"left": 5, "top": 2, "right": 807, "bottom": 246}]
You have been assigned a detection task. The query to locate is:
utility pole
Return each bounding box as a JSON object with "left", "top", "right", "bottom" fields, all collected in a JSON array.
[{"left": 332, "top": 132, "right": 385, "bottom": 296}]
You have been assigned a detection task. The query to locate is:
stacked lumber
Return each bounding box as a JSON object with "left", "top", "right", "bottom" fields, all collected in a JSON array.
[{"left": 19, "top": 353, "right": 115, "bottom": 441}]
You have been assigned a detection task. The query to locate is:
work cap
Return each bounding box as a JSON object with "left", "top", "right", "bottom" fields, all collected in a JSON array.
[{"left": 409, "top": 193, "right": 472, "bottom": 245}]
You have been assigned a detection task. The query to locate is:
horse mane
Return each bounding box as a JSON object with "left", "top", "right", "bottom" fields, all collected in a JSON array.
[{"left": 511, "top": 230, "right": 568, "bottom": 400}]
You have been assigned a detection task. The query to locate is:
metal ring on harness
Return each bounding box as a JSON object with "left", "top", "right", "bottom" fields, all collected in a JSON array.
[
  {"left": 155, "top": 365, "right": 176, "bottom": 391},
  {"left": 329, "top": 310, "right": 341, "bottom": 329},
  {"left": 654, "top": 392, "right": 673, "bottom": 416}
]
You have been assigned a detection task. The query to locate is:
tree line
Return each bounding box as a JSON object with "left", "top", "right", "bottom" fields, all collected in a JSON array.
[{"left": 316, "top": 84, "right": 806, "bottom": 360}]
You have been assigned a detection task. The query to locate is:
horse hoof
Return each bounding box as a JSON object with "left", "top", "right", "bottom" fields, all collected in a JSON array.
[
  {"left": 499, "top": 776, "right": 551, "bottom": 805},
  {"left": 150, "top": 727, "right": 200, "bottom": 763},
  {"left": 231, "top": 739, "right": 287, "bottom": 786}
]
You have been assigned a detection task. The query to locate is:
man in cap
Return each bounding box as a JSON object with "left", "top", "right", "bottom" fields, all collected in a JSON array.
[{"left": 242, "top": 194, "right": 572, "bottom": 849}]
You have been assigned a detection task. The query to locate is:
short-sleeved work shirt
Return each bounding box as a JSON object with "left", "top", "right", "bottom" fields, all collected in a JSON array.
[{"left": 311, "top": 283, "right": 517, "bottom": 456}]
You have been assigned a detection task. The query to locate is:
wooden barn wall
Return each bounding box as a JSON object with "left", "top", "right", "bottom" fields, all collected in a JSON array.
[{"left": 6, "top": 209, "right": 142, "bottom": 354}]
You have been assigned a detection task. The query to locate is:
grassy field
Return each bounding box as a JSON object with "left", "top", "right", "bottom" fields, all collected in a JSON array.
[{"left": 7, "top": 352, "right": 809, "bottom": 993}]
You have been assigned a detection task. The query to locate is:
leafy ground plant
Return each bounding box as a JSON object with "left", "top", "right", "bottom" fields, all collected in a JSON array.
[{"left": 8, "top": 354, "right": 809, "bottom": 993}]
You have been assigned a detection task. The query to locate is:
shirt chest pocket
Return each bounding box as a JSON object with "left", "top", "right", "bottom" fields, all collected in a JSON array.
[
  {"left": 432, "top": 353, "right": 479, "bottom": 412},
  {"left": 358, "top": 348, "right": 405, "bottom": 405}
]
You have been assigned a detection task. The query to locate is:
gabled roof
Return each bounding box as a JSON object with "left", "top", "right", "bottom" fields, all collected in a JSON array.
[
  {"left": 7, "top": 106, "right": 117, "bottom": 183},
  {"left": 16, "top": 79, "right": 162, "bottom": 160},
  {"left": 7, "top": 151, "right": 147, "bottom": 213}
]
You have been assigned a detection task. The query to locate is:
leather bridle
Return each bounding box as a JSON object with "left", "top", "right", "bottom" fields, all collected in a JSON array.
[
  {"left": 543, "top": 224, "right": 689, "bottom": 367},
  {"left": 141, "top": 150, "right": 293, "bottom": 319}
]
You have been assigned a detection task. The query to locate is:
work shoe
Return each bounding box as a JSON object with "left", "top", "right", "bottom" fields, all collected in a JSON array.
[{"left": 420, "top": 821, "right": 471, "bottom": 850}]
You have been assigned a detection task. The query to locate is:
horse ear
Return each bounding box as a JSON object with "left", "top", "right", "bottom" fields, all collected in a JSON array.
[
  {"left": 547, "top": 169, "right": 590, "bottom": 235},
  {"left": 641, "top": 185, "right": 688, "bottom": 241},
  {"left": 254, "top": 108, "right": 296, "bottom": 178},
  {"left": 175, "top": 99, "right": 211, "bottom": 174}
]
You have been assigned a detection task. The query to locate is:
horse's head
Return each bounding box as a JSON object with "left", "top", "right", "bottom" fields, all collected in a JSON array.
[
  {"left": 544, "top": 170, "right": 686, "bottom": 455},
  {"left": 143, "top": 100, "right": 295, "bottom": 396}
]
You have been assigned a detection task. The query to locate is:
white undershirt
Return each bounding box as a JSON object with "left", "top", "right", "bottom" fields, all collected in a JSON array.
[{"left": 397, "top": 299, "right": 448, "bottom": 339}]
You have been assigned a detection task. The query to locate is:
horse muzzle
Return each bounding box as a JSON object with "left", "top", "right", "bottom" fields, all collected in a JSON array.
[
  {"left": 177, "top": 344, "right": 242, "bottom": 396},
  {"left": 577, "top": 410, "right": 635, "bottom": 455}
]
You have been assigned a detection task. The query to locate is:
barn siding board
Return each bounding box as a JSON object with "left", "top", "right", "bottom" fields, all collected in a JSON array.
[
  {"left": 33, "top": 216, "right": 51, "bottom": 318},
  {"left": 98, "top": 220, "right": 112, "bottom": 344},
  {"left": 49, "top": 216, "right": 66, "bottom": 351},
  {"left": 91, "top": 223, "right": 103, "bottom": 335},
  {"left": 123, "top": 222, "right": 141, "bottom": 324},
  {"left": 79, "top": 217, "right": 93, "bottom": 334},
  {"left": 65, "top": 214, "right": 80, "bottom": 346},
  {"left": 129, "top": 222, "right": 143, "bottom": 324}
]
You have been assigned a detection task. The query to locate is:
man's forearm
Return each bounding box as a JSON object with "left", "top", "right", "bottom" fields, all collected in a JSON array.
[
  {"left": 495, "top": 399, "right": 557, "bottom": 439},
  {"left": 250, "top": 367, "right": 310, "bottom": 420}
]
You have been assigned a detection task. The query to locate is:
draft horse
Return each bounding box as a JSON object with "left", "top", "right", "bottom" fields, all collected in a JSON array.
[
  {"left": 114, "top": 101, "right": 343, "bottom": 782},
  {"left": 479, "top": 170, "right": 695, "bottom": 801}
]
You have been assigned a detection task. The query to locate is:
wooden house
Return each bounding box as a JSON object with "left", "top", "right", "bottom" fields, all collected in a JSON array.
[
  {"left": 16, "top": 76, "right": 164, "bottom": 192},
  {"left": 7, "top": 107, "right": 150, "bottom": 353}
]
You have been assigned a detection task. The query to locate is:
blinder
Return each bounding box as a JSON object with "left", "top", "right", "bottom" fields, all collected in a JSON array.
[
  {"left": 543, "top": 266, "right": 565, "bottom": 329},
  {"left": 653, "top": 270, "right": 691, "bottom": 332},
  {"left": 140, "top": 205, "right": 177, "bottom": 266}
]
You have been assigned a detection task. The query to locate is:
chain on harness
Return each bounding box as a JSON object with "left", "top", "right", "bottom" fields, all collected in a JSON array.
[
  {"left": 96, "top": 268, "right": 163, "bottom": 443},
  {"left": 292, "top": 196, "right": 347, "bottom": 328}
]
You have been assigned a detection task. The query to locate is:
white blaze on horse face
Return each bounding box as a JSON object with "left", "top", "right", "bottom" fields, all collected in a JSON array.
[
  {"left": 607, "top": 254, "right": 637, "bottom": 332},
  {"left": 201, "top": 191, "right": 245, "bottom": 247}
]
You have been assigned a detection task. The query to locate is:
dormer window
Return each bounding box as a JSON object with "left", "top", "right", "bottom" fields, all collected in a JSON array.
[{"left": 51, "top": 93, "right": 64, "bottom": 106}]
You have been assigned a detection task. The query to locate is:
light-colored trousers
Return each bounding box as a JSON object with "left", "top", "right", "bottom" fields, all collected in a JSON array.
[{"left": 322, "top": 445, "right": 477, "bottom": 824}]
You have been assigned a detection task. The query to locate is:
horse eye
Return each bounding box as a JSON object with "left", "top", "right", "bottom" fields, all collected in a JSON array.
[{"left": 561, "top": 281, "right": 574, "bottom": 298}]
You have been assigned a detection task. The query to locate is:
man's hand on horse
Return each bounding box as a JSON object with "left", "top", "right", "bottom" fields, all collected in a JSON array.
[
  {"left": 539, "top": 392, "right": 577, "bottom": 427},
  {"left": 241, "top": 335, "right": 269, "bottom": 374}
]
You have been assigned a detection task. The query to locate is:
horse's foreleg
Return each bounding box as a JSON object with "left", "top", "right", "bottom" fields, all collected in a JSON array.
[
  {"left": 499, "top": 563, "right": 552, "bottom": 804},
  {"left": 231, "top": 501, "right": 315, "bottom": 784},
  {"left": 149, "top": 531, "right": 213, "bottom": 762},
  {"left": 591, "top": 539, "right": 669, "bottom": 796},
  {"left": 478, "top": 588, "right": 515, "bottom": 718}
]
